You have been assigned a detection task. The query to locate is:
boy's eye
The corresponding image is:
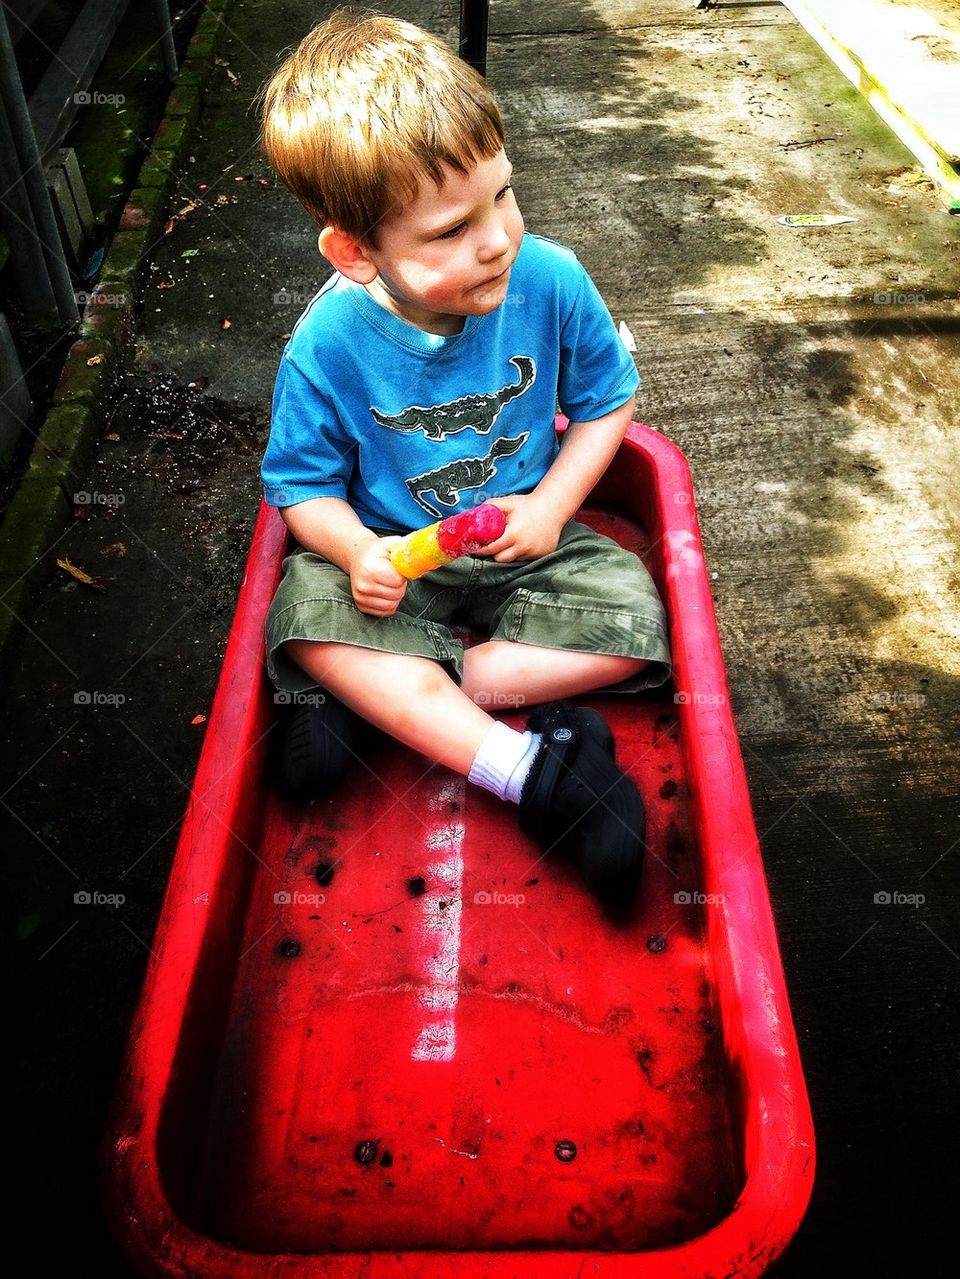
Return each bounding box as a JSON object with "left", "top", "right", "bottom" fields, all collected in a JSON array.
[
  {"left": 435, "top": 184, "right": 513, "bottom": 241},
  {"left": 437, "top": 222, "right": 466, "bottom": 241}
]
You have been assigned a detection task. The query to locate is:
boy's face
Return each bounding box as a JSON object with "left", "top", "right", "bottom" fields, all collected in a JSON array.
[{"left": 357, "top": 148, "right": 524, "bottom": 335}]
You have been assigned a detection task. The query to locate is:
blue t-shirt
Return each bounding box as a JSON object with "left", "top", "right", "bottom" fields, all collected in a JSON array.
[{"left": 261, "top": 232, "right": 639, "bottom": 531}]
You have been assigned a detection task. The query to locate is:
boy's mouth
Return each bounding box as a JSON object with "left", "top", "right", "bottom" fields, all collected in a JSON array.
[{"left": 476, "top": 264, "right": 511, "bottom": 289}]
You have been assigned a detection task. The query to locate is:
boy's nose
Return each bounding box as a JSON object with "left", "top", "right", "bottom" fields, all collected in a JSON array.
[{"left": 479, "top": 220, "right": 512, "bottom": 261}]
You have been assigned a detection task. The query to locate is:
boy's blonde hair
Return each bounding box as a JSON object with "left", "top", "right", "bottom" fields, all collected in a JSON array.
[{"left": 258, "top": 8, "right": 505, "bottom": 246}]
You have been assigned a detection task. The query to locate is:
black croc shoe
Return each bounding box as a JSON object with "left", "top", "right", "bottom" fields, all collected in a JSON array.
[
  {"left": 518, "top": 701, "right": 646, "bottom": 910},
  {"left": 276, "top": 692, "right": 366, "bottom": 798}
]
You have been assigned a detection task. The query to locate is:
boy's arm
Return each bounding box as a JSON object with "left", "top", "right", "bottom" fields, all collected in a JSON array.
[
  {"left": 281, "top": 496, "right": 378, "bottom": 571},
  {"left": 531, "top": 395, "right": 635, "bottom": 521},
  {"left": 481, "top": 394, "right": 635, "bottom": 562},
  {"left": 280, "top": 497, "right": 407, "bottom": 618}
]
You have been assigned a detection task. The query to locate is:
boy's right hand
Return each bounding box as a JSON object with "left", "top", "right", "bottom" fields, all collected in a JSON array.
[{"left": 347, "top": 537, "right": 408, "bottom": 616}]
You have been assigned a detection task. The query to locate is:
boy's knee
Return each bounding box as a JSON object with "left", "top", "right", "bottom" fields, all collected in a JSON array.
[{"left": 405, "top": 655, "right": 458, "bottom": 702}]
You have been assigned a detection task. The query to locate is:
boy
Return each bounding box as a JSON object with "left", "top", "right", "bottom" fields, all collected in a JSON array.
[{"left": 258, "top": 9, "right": 671, "bottom": 908}]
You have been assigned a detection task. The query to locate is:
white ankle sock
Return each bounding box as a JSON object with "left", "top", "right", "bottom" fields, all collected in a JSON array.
[{"left": 467, "top": 721, "right": 542, "bottom": 804}]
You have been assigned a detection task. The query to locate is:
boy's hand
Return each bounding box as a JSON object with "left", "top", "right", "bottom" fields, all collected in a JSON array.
[
  {"left": 476, "top": 494, "right": 566, "bottom": 562},
  {"left": 348, "top": 537, "right": 408, "bottom": 615}
]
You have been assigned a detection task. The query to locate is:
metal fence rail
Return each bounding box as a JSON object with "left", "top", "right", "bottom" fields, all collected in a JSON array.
[{"left": 0, "top": 0, "right": 177, "bottom": 467}]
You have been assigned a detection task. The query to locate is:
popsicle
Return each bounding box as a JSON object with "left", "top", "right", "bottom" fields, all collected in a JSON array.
[{"left": 390, "top": 503, "right": 507, "bottom": 579}]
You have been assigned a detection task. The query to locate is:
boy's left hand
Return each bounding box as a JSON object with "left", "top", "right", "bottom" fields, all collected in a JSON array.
[{"left": 476, "top": 494, "right": 566, "bottom": 562}]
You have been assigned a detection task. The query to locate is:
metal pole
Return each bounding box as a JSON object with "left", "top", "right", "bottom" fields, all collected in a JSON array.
[
  {"left": 0, "top": 95, "right": 61, "bottom": 330},
  {"left": 1, "top": 313, "right": 31, "bottom": 467},
  {"left": 459, "top": 0, "right": 489, "bottom": 78},
  {"left": 0, "top": 6, "right": 78, "bottom": 327},
  {"left": 153, "top": 0, "right": 178, "bottom": 80}
]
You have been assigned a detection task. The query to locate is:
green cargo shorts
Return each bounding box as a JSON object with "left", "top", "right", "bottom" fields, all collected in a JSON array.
[{"left": 265, "top": 518, "right": 671, "bottom": 695}]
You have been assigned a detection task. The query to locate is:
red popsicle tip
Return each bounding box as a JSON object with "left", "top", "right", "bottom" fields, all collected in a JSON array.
[{"left": 436, "top": 503, "right": 507, "bottom": 557}]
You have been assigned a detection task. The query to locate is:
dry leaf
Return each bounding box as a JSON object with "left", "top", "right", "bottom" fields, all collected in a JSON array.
[
  {"left": 100, "top": 542, "right": 127, "bottom": 558},
  {"left": 57, "top": 558, "right": 108, "bottom": 591}
]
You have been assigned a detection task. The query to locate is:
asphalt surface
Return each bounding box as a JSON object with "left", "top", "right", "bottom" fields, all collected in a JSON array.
[{"left": 5, "top": 1, "right": 959, "bottom": 1274}]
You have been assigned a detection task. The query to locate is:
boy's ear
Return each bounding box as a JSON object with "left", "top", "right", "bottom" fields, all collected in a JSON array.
[{"left": 317, "top": 226, "right": 378, "bottom": 283}]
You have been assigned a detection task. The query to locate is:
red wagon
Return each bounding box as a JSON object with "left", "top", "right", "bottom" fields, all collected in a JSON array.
[{"left": 101, "top": 421, "right": 814, "bottom": 1277}]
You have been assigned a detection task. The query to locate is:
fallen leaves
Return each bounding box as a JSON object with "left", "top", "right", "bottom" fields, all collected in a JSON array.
[
  {"left": 163, "top": 199, "right": 199, "bottom": 235},
  {"left": 57, "top": 557, "right": 109, "bottom": 591},
  {"left": 214, "top": 55, "right": 239, "bottom": 85}
]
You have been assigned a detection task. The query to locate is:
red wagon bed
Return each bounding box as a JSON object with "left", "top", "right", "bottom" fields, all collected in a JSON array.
[{"left": 101, "top": 421, "right": 814, "bottom": 1277}]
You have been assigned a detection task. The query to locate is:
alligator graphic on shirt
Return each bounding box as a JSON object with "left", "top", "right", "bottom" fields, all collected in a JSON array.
[
  {"left": 406, "top": 433, "right": 529, "bottom": 519},
  {"left": 370, "top": 355, "right": 535, "bottom": 441}
]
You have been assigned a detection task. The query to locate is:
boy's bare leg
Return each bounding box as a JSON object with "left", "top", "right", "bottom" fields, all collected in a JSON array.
[
  {"left": 283, "top": 639, "right": 493, "bottom": 775},
  {"left": 460, "top": 641, "right": 647, "bottom": 709}
]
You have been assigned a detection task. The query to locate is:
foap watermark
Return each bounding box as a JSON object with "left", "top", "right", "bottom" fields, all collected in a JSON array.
[
  {"left": 674, "top": 690, "right": 726, "bottom": 706},
  {"left": 273, "top": 285, "right": 317, "bottom": 306},
  {"left": 475, "top": 288, "right": 525, "bottom": 308},
  {"left": 74, "top": 89, "right": 125, "bottom": 106},
  {"left": 74, "top": 289, "right": 129, "bottom": 307},
  {"left": 674, "top": 890, "right": 727, "bottom": 906},
  {"left": 673, "top": 485, "right": 726, "bottom": 507},
  {"left": 274, "top": 891, "right": 326, "bottom": 906},
  {"left": 74, "top": 889, "right": 125, "bottom": 908},
  {"left": 474, "top": 889, "right": 525, "bottom": 908},
  {"left": 870, "top": 690, "right": 926, "bottom": 708},
  {"left": 874, "top": 890, "right": 925, "bottom": 908},
  {"left": 873, "top": 291, "right": 925, "bottom": 306},
  {"left": 74, "top": 490, "right": 125, "bottom": 507},
  {"left": 74, "top": 690, "right": 126, "bottom": 707},
  {"left": 465, "top": 85, "right": 499, "bottom": 112},
  {"left": 474, "top": 691, "right": 526, "bottom": 708},
  {"left": 274, "top": 690, "right": 326, "bottom": 707}
]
